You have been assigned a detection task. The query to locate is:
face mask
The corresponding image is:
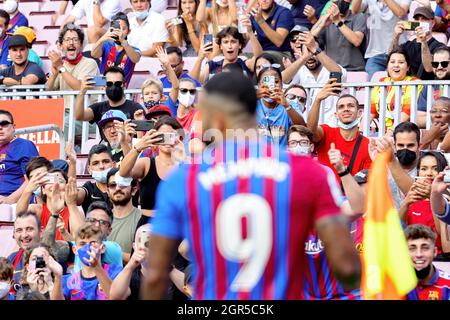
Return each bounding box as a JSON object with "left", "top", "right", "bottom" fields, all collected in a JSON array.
[
  {"left": 33, "top": 186, "right": 42, "bottom": 198},
  {"left": 263, "top": 97, "right": 274, "bottom": 103},
  {"left": 144, "top": 100, "right": 160, "bottom": 109},
  {"left": 178, "top": 92, "right": 196, "bottom": 107},
  {"left": 396, "top": 149, "right": 417, "bottom": 166},
  {"left": 135, "top": 10, "right": 149, "bottom": 20},
  {"left": 286, "top": 97, "right": 305, "bottom": 113},
  {"left": 115, "top": 172, "right": 133, "bottom": 187},
  {"left": 3, "top": 0, "right": 18, "bottom": 14},
  {"left": 0, "top": 281, "right": 11, "bottom": 299},
  {"left": 415, "top": 264, "right": 432, "bottom": 280},
  {"left": 106, "top": 85, "right": 124, "bottom": 102},
  {"left": 91, "top": 168, "right": 112, "bottom": 183},
  {"left": 289, "top": 145, "right": 310, "bottom": 156},
  {"left": 337, "top": 0, "right": 350, "bottom": 14},
  {"left": 337, "top": 118, "right": 360, "bottom": 130},
  {"left": 216, "top": 0, "right": 228, "bottom": 8}
]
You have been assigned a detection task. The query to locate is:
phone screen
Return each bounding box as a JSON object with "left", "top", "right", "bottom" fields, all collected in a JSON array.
[
  {"left": 92, "top": 75, "right": 106, "bottom": 87},
  {"left": 203, "top": 34, "right": 213, "bottom": 49},
  {"left": 131, "top": 120, "right": 155, "bottom": 131}
]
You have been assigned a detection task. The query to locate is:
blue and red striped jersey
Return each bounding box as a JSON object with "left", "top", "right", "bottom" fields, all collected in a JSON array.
[
  {"left": 407, "top": 268, "right": 450, "bottom": 300},
  {"left": 152, "top": 141, "right": 343, "bottom": 300}
]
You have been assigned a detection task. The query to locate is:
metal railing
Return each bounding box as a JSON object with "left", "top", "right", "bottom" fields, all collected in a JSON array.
[
  {"left": 15, "top": 124, "right": 66, "bottom": 159},
  {"left": 0, "top": 80, "right": 449, "bottom": 151}
]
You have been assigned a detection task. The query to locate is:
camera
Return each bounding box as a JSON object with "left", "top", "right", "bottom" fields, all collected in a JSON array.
[
  {"left": 170, "top": 16, "right": 183, "bottom": 25},
  {"left": 35, "top": 256, "right": 46, "bottom": 269}
]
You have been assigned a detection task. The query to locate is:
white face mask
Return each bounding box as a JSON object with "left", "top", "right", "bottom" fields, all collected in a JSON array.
[
  {"left": 115, "top": 172, "right": 133, "bottom": 187},
  {"left": 135, "top": 10, "right": 149, "bottom": 20},
  {"left": 289, "top": 145, "right": 311, "bottom": 156},
  {"left": 337, "top": 118, "right": 360, "bottom": 130},
  {"left": 216, "top": 0, "right": 228, "bottom": 7},
  {"left": 178, "top": 91, "right": 196, "bottom": 107},
  {"left": 91, "top": 168, "right": 112, "bottom": 183},
  {"left": 0, "top": 281, "right": 11, "bottom": 299},
  {"left": 3, "top": 0, "right": 18, "bottom": 14}
]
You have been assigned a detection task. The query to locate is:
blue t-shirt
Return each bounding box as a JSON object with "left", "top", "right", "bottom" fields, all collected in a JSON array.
[
  {"left": 72, "top": 241, "right": 123, "bottom": 272},
  {"left": 0, "top": 35, "right": 10, "bottom": 66},
  {"left": 0, "top": 138, "right": 39, "bottom": 196},
  {"left": 99, "top": 41, "right": 141, "bottom": 87},
  {"left": 250, "top": 3, "right": 294, "bottom": 52},
  {"left": 291, "top": 0, "right": 328, "bottom": 29},
  {"left": 62, "top": 263, "right": 122, "bottom": 300},
  {"left": 417, "top": 84, "right": 440, "bottom": 112},
  {"left": 256, "top": 99, "right": 292, "bottom": 146},
  {"left": 7, "top": 12, "right": 28, "bottom": 34}
]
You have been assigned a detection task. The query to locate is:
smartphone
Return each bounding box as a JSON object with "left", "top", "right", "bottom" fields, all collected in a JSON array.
[
  {"left": 139, "top": 229, "right": 150, "bottom": 249},
  {"left": 92, "top": 75, "right": 106, "bottom": 87},
  {"left": 130, "top": 120, "right": 155, "bottom": 131},
  {"left": 402, "top": 21, "right": 420, "bottom": 31},
  {"left": 262, "top": 75, "right": 275, "bottom": 89},
  {"left": 329, "top": 71, "right": 342, "bottom": 83},
  {"left": 154, "top": 132, "right": 177, "bottom": 145},
  {"left": 170, "top": 16, "right": 183, "bottom": 25},
  {"left": 444, "top": 170, "right": 450, "bottom": 183},
  {"left": 45, "top": 173, "right": 56, "bottom": 184},
  {"left": 203, "top": 34, "right": 213, "bottom": 51},
  {"left": 35, "top": 256, "right": 46, "bottom": 269},
  {"left": 110, "top": 20, "right": 121, "bottom": 30}
]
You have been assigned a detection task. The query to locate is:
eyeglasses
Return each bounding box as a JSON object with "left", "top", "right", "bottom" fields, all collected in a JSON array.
[
  {"left": 107, "top": 182, "right": 129, "bottom": 189},
  {"left": 290, "top": 35, "right": 301, "bottom": 42},
  {"left": 106, "top": 81, "right": 123, "bottom": 87},
  {"left": 288, "top": 140, "right": 310, "bottom": 147},
  {"left": 431, "top": 61, "right": 450, "bottom": 68},
  {"left": 179, "top": 88, "right": 196, "bottom": 94},
  {"left": 285, "top": 93, "right": 307, "bottom": 104},
  {"left": 170, "top": 61, "right": 182, "bottom": 69},
  {"left": 86, "top": 217, "right": 111, "bottom": 227},
  {"left": 63, "top": 37, "right": 80, "bottom": 43},
  {"left": 0, "top": 120, "right": 12, "bottom": 128},
  {"left": 261, "top": 63, "right": 281, "bottom": 69}
]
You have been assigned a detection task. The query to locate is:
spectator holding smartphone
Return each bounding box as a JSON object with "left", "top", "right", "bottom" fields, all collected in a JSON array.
[
  {"left": 91, "top": 12, "right": 141, "bottom": 87},
  {"left": 256, "top": 66, "right": 305, "bottom": 146}
]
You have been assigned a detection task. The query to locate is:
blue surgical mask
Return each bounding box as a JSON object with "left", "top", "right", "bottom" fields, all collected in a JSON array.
[
  {"left": 91, "top": 168, "right": 112, "bottom": 184},
  {"left": 337, "top": 118, "right": 360, "bottom": 130},
  {"left": 286, "top": 97, "right": 305, "bottom": 113},
  {"left": 289, "top": 145, "right": 311, "bottom": 156},
  {"left": 135, "top": 10, "right": 149, "bottom": 20},
  {"left": 263, "top": 97, "right": 274, "bottom": 103}
]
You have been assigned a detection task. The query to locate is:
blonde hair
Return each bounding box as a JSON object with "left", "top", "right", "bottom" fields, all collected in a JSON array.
[
  {"left": 141, "top": 78, "right": 164, "bottom": 95},
  {"left": 75, "top": 223, "right": 103, "bottom": 242}
]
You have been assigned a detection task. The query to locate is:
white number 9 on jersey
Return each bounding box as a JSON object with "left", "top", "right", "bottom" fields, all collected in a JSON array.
[{"left": 216, "top": 193, "right": 273, "bottom": 292}]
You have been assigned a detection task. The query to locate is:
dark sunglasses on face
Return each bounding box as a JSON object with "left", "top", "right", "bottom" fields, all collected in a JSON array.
[
  {"left": 179, "top": 88, "right": 196, "bottom": 94},
  {"left": 290, "top": 34, "right": 302, "bottom": 42},
  {"left": 106, "top": 81, "right": 123, "bottom": 87},
  {"left": 431, "top": 61, "right": 450, "bottom": 68},
  {"left": 0, "top": 120, "right": 12, "bottom": 127},
  {"left": 285, "top": 93, "right": 307, "bottom": 104},
  {"left": 107, "top": 182, "right": 128, "bottom": 189}
]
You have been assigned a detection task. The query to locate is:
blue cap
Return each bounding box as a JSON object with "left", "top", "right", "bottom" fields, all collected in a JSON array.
[{"left": 98, "top": 110, "right": 127, "bottom": 128}]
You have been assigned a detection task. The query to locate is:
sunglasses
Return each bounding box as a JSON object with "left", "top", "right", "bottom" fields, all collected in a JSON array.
[
  {"left": 431, "top": 61, "right": 450, "bottom": 68},
  {"left": 261, "top": 63, "right": 281, "bottom": 69},
  {"left": 107, "top": 182, "right": 129, "bottom": 189},
  {"left": 0, "top": 120, "right": 12, "bottom": 128},
  {"left": 106, "top": 81, "right": 123, "bottom": 87},
  {"left": 285, "top": 93, "right": 307, "bottom": 104},
  {"left": 179, "top": 88, "right": 196, "bottom": 94}
]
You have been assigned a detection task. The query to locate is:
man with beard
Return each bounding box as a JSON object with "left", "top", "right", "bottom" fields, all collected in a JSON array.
[
  {"left": 283, "top": 28, "right": 345, "bottom": 127},
  {"left": 405, "top": 224, "right": 450, "bottom": 300},
  {"left": 310, "top": 0, "right": 366, "bottom": 72},
  {"left": 106, "top": 168, "right": 142, "bottom": 264},
  {"left": 417, "top": 47, "right": 450, "bottom": 128},
  {"left": 307, "top": 83, "right": 372, "bottom": 183},
  {"left": 0, "top": 35, "right": 46, "bottom": 86},
  {"left": 75, "top": 66, "right": 143, "bottom": 130},
  {"left": 47, "top": 23, "right": 99, "bottom": 141}
]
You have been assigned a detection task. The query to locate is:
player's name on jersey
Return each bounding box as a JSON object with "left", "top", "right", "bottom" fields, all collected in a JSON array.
[{"left": 198, "top": 157, "right": 290, "bottom": 190}]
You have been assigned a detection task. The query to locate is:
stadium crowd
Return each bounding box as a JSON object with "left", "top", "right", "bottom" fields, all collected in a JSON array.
[{"left": 1, "top": 0, "right": 450, "bottom": 301}]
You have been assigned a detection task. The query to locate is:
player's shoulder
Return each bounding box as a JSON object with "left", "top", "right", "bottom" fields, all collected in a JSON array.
[{"left": 288, "top": 154, "right": 330, "bottom": 175}]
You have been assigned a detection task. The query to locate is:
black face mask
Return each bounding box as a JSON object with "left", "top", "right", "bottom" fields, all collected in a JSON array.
[
  {"left": 337, "top": 0, "right": 350, "bottom": 14},
  {"left": 106, "top": 85, "right": 124, "bottom": 102},
  {"left": 396, "top": 149, "right": 417, "bottom": 166},
  {"left": 144, "top": 100, "right": 160, "bottom": 109},
  {"left": 415, "top": 264, "right": 432, "bottom": 280}
]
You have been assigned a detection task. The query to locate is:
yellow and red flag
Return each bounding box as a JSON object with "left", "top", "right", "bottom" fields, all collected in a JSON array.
[{"left": 361, "top": 151, "right": 417, "bottom": 299}]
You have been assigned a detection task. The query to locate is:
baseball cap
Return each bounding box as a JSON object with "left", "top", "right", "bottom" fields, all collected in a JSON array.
[
  {"left": 145, "top": 104, "right": 172, "bottom": 119},
  {"left": 8, "top": 35, "right": 29, "bottom": 49},
  {"left": 98, "top": 110, "right": 127, "bottom": 128},
  {"left": 290, "top": 25, "right": 309, "bottom": 35},
  {"left": 13, "top": 27, "right": 36, "bottom": 45},
  {"left": 413, "top": 6, "right": 434, "bottom": 20},
  {"left": 354, "top": 169, "right": 369, "bottom": 185}
]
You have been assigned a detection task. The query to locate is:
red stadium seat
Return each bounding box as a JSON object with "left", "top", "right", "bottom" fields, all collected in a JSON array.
[
  {"left": 16, "top": 0, "right": 41, "bottom": 16},
  {"left": 370, "top": 71, "right": 388, "bottom": 82},
  {"left": 135, "top": 57, "right": 163, "bottom": 74},
  {"left": 29, "top": 11, "right": 55, "bottom": 32},
  {"left": 129, "top": 71, "right": 153, "bottom": 89},
  {"left": 33, "top": 40, "right": 49, "bottom": 57},
  {"left": 40, "top": 0, "right": 72, "bottom": 12},
  {"left": 40, "top": 26, "right": 61, "bottom": 46}
]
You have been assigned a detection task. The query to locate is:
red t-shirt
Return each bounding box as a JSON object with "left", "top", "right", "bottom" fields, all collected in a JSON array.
[
  {"left": 177, "top": 109, "right": 197, "bottom": 133},
  {"left": 315, "top": 125, "right": 372, "bottom": 182},
  {"left": 40, "top": 203, "right": 70, "bottom": 241},
  {"left": 406, "top": 200, "right": 443, "bottom": 254}
]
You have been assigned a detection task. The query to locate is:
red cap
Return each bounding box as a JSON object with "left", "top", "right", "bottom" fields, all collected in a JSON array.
[{"left": 145, "top": 104, "right": 172, "bottom": 119}]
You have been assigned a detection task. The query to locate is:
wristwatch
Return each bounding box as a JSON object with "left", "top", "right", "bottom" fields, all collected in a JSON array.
[
  {"left": 58, "top": 66, "right": 67, "bottom": 74},
  {"left": 338, "top": 167, "right": 350, "bottom": 177},
  {"left": 335, "top": 20, "right": 344, "bottom": 28},
  {"left": 313, "top": 47, "right": 323, "bottom": 56}
]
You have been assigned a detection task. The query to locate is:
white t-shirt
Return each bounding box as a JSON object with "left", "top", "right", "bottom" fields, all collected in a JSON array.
[
  {"left": 290, "top": 64, "right": 347, "bottom": 127},
  {"left": 127, "top": 10, "right": 168, "bottom": 52},
  {"left": 150, "top": 0, "right": 168, "bottom": 13},
  {"left": 70, "top": 0, "right": 121, "bottom": 27}
]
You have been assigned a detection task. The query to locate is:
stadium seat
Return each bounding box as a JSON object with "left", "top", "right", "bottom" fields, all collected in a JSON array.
[
  {"left": 161, "top": 9, "right": 178, "bottom": 21},
  {"left": 81, "top": 138, "right": 100, "bottom": 154},
  {"left": 40, "top": 0, "right": 71, "bottom": 12},
  {"left": 41, "top": 56, "right": 52, "bottom": 75},
  {"left": 433, "top": 32, "right": 448, "bottom": 44},
  {"left": 347, "top": 71, "right": 369, "bottom": 83},
  {"left": 29, "top": 11, "right": 55, "bottom": 32},
  {"left": 76, "top": 175, "right": 95, "bottom": 187},
  {"left": 370, "top": 71, "right": 388, "bottom": 82},
  {"left": 76, "top": 154, "right": 89, "bottom": 175},
  {"left": 17, "top": 1, "right": 41, "bottom": 16},
  {"left": 183, "top": 57, "right": 197, "bottom": 73},
  {"left": 129, "top": 70, "right": 152, "bottom": 89},
  {"left": 135, "top": 57, "right": 163, "bottom": 74},
  {"left": 0, "top": 223, "right": 16, "bottom": 259},
  {"left": 33, "top": 40, "right": 49, "bottom": 57},
  {"left": 40, "top": 26, "right": 61, "bottom": 46},
  {"left": 0, "top": 204, "right": 13, "bottom": 222}
]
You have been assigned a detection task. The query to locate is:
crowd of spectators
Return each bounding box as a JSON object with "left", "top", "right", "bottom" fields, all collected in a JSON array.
[{"left": 0, "top": 0, "right": 450, "bottom": 301}]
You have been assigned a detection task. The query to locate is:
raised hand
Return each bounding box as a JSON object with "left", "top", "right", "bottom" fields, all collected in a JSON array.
[
  {"left": 328, "top": 142, "right": 345, "bottom": 173},
  {"left": 315, "top": 79, "right": 342, "bottom": 102},
  {"left": 47, "top": 182, "right": 65, "bottom": 215},
  {"left": 156, "top": 46, "right": 170, "bottom": 67},
  {"left": 64, "top": 177, "right": 78, "bottom": 206},
  {"left": 65, "top": 139, "right": 77, "bottom": 163}
]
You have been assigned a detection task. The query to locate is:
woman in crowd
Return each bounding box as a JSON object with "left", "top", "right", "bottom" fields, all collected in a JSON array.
[
  {"left": 196, "top": 0, "right": 237, "bottom": 36},
  {"left": 370, "top": 48, "right": 423, "bottom": 134},
  {"left": 167, "top": 0, "right": 207, "bottom": 56},
  {"left": 119, "top": 116, "right": 185, "bottom": 226},
  {"left": 17, "top": 244, "right": 63, "bottom": 300},
  {"left": 256, "top": 66, "right": 305, "bottom": 146},
  {"left": 252, "top": 52, "right": 280, "bottom": 78},
  {"left": 399, "top": 150, "right": 450, "bottom": 258}
]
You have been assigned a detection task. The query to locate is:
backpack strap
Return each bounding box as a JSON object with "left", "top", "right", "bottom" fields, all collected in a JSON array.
[
  {"left": 347, "top": 133, "right": 363, "bottom": 174},
  {"left": 10, "top": 249, "right": 24, "bottom": 294}
]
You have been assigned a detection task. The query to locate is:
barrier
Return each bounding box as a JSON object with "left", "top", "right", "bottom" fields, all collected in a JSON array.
[{"left": 0, "top": 80, "right": 449, "bottom": 150}]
